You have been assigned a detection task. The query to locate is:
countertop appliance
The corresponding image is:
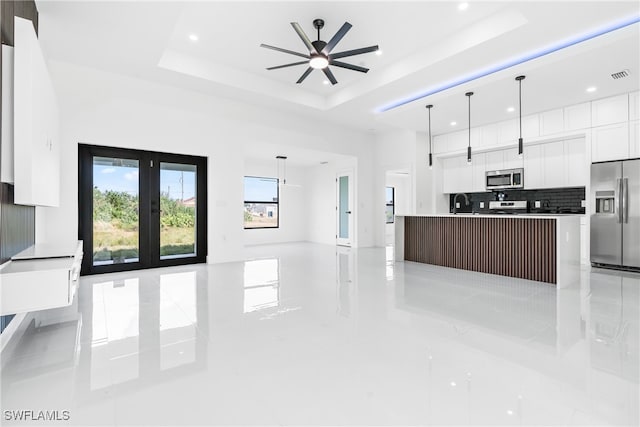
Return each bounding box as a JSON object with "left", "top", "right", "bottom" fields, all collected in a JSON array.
[
  {"left": 591, "top": 159, "right": 640, "bottom": 270},
  {"left": 486, "top": 168, "right": 524, "bottom": 190},
  {"left": 489, "top": 200, "right": 528, "bottom": 214}
]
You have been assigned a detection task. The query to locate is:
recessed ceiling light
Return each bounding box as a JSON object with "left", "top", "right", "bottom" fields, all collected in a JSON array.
[
  {"left": 506, "top": 410, "right": 514, "bottom": 416},
  {"left": 375, "top": 49, "right": 383, "bottom": 56},
  {"left": 507, "top": 106, "right": 515, "bottom": 113},
  {"left": 586, "top": 86, "right": 597, "bottom": 93},
  {"left": 323, "top": 80, "right": 330, "bottom": 85},
  {"left": 450, "top": 121, "right": 457, "bottom": 126},
  {"left": 450, "top": 381, "right": 457, "bottom": 387},
  {"left": 458, "top": 2, "right": 469, "bottom": 11},
  {"left": 189, "top": 34, "right": 198, "bottom": 42}
]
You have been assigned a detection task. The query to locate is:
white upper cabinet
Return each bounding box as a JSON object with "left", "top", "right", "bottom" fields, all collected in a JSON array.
[
  {"left": 630, "top": 91, "right": 639, "bottom": 121},
  {"left": 524, "top": 144, "right": 543, "bottom": 189},
  {"left": 1, "top": 46, "right": 14, "bottom": 184},
  {"left": 539, "top": 109, "right": 564, "bottom": 136},
  {"left": 564, "top": 138, "right": 587, "bottom": 187},
  {"left": 442, "top": 155, "right": 472, "bottom": 194},
  {"left": 481, "top": 123, "right": 498, "bottom": 147},
  {"left": 498, "top": 119, "right": 518, "bottom": 144},
  {"left": 592, "top": 123, "right": 630, "bottom": 162},
  {"left": 13, "top": 17, "right": 60, "bottom": 207},
  {"left": 564, "top": 103, "right": 591, "bottom": 131},
  {"left": 592, "top": 94, "right": 628, "bottom": 127},
  {"left": 522, "top": 115, "right": 540, "bottom": 139},
  {"left": 542, "top": 140, "right": 565, "bottom": 188},
  {"left": 471, "top": 152, "right": 487, "bottom": 192},
  {"left": 630, "top": 120, "right": 639, "bottom": 159}
]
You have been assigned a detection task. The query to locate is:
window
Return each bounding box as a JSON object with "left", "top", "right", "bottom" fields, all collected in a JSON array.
[
  {"left": 244, "top": 176, "right": 279, "bottom": 229},
  {"left": 385, "top": 187, "right": 395, "bottom": 223}
]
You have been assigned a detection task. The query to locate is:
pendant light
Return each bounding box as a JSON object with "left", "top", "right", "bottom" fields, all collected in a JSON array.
[
  {"left": 276, "top": 155, "right": 287, "bottom": 185},
  {"left": 426, "top": 104, "right": 434, "bottom": 169},
  {"left": 516, "top": 75, "right": 526, "bottom": 157},
  {"left": 465, "top": 91, "right": 473, "bottom": 164}
]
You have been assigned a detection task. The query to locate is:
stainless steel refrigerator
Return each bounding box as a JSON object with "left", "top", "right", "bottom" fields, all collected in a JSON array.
[{"left": 591, "top": 159, "right": 640, "bottom": 270}]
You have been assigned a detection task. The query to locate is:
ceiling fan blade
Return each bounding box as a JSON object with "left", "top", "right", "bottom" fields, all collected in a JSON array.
[
  {"left": 291, "top": 22, "right": 317, "bottom": 53},
  {"left": 323, "top": 67, "right": 338, "bottom": 85},
  {"left": 330, "top": 60, "right": 369, "bottom": 73},
  {"left": 260, "top": 44, "right": 309, "bottom": 59},
  {"left": 296, "top": 67, "right": 314, "bottom": 84},
  {"left": 330, "top": 45, "right": 379, "bottom": 59},
  {"left": 321, "top": 22, "right": 352, "bottom": 55},
  {"left": 266, "top": 61, "right": 309, "bottom": 70}
]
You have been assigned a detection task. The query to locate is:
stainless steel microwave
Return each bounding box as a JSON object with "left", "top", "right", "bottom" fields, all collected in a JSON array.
[{"left": 486, "top": 168, "right": 524, "bottom": 190}]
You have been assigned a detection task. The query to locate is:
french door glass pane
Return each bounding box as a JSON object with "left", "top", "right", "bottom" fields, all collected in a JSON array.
[
  {"left": 339, "top": 176, "right": 349, "bottom": 238},
  {"left": 92, "top": 156, "right": 140, "bottom": 266},
  {"left": 160, "top": 162, "right": 197, "bottom": 259}
]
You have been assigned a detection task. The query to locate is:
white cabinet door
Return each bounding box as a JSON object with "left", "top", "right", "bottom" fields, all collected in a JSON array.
[
  {"left": 485, "top": 150, "right": 504, "bottom": 172},
  {"left": 630, "top": 91, "right": 639, "bottom": 121},
  {"left": 565, "top": 138, "right": 587, "bottom": 187},
  {"left": 564, "top": 102, "right": 591, "bottom": 131},
  {"left": 522, "top": 115, "right": 540, "bottom": 139},
  {"left": 592, "top": 94, "right": 628, "bottom": 127},
  {"left": 1, "top": 46, "right": 14, "bottom": 184},
  {"left": 503, "top": 147, "right": 523, "bottom": 170},
  {"left": 630, "top": 120, "right": 639, "bottom": 159},
  {"left": 540, "top": 109, "right": 564, "bottom": 135},
  {"left": 481, "top": 123, "right": 498, "bottom": 147},
  {"left": 498, "top": 119, "right": 518, "bottom": 145},
  {"left": 471, "top": 152, "right": 486, "bottom": 192},
  {"left": 442, "top": 155, "right": 472, "bottom": 194},
  {"left": 13, "top": 17, "right": 60, "bottom": 207},
  {"left": 442, "top": 157, "right": 458, "bottom": 194},
  {"left": 592, "top": 123, "right": 629, "bottom": 162},
  {"left": 542, "top": 141, "right": 565, "bottom": 188},
  {"left": 524, "top": 144, "right": 543, "bottom": 189}
]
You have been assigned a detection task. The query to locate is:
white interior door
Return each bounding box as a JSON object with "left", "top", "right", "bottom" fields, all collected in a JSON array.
[{"left": 336, "top": 171, "right": 354, "bottom": 247}]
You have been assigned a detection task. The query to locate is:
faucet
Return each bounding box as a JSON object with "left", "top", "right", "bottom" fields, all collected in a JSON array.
[{"left": 453, "top": 193, "right": 470, "bottom": 214}]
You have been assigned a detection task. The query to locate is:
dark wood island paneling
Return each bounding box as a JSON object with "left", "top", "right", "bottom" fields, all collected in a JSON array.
[{"left": 404, "top": 216, "right": 557, "bottom": 284}]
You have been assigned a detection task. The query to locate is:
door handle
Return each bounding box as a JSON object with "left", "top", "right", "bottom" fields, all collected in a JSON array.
[
  {"left": 617, "top": 178, "right": 623, "bottom": 223},
  {"left": 623, "top": 178, "right": 629, "bottom": 223},
  {"left": 346, "top": 211, "right": 352, "bottom": 214}
]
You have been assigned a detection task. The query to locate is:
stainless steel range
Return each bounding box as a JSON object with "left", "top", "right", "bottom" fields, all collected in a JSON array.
[{"left": 489, "top": 200, "right": 528, "bottom": 214}]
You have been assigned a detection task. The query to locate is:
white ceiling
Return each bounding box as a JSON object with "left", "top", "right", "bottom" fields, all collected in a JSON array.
[{"left": 36, "top": 1, "right": 640, "bottom": 139}]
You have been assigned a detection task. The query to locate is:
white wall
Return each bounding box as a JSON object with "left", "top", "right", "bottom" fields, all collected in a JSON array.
[
  {"left": 243, "top": 158, "right": 307, "bottom": 246},
  {"left": 36, "top": 61, "right": 377, "bottom": 263}
]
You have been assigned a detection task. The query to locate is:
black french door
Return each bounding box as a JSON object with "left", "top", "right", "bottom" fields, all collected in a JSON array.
[{"left": 78, "top": 144, "right": 207, "bottom": 275}]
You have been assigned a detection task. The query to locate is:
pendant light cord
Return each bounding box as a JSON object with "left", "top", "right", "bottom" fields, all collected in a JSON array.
[
  {"left": 428, "top": 107, "right": 432, "bottom": 153},
  {"left": 518, "top": 78, "right": 522, "bottom": 139}
]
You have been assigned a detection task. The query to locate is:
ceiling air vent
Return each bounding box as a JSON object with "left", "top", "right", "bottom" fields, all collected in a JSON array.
[{"left": 611, "top": 69, "right": 630, "bottom": 80}]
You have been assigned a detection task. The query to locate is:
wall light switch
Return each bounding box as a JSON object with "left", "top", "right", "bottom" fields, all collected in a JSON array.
[
  {"left": 456, "top": 202, "right": 460, "bottom": 209},
  {"left": 535, "top": 201, "right": 541, "bottom": 208},
  {"left": 480, "top": 202, "right": 485, "bottom": 208},
  {"left": 581, "top": 200, "right": 586, "bottom": 208}
]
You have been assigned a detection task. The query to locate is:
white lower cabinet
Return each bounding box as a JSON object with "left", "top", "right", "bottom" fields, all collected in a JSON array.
[{"left": 0, "top": 242, "right": 82, "bottom": 315}]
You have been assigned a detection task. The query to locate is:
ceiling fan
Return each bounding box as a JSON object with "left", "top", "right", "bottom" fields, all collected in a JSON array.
[{"left": 260, "top": 19, "right": 379, "bottom": 85}]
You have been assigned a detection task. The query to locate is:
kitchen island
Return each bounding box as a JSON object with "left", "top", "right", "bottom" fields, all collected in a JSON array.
[{"left": 394, "top": 214, "right": 581, "bottom": 288}]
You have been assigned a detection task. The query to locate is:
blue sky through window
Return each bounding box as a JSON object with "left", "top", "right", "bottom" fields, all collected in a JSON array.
[
  {"left": 244, "top": 177, "right": 278, "bottom": 202},
  {"left": 93, "top": 164, "right": 196, "bottom": 200}
]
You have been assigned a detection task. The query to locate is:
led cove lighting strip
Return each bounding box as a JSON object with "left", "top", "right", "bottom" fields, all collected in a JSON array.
[{"left": 377, "top": 14, "right": 640, "bottom": 113}]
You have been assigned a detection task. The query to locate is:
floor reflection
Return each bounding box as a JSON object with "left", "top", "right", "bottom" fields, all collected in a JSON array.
[
  {"left": 1, "top": 243, "right": 638, "bottom": 426},
  {"left": 243, "top": 259, "right": 279, "bottom": 313}
]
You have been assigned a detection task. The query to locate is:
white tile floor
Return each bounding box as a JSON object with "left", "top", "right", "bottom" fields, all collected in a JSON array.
[{"left": 1, "top": 242, "right": 638, "bottom": 426}]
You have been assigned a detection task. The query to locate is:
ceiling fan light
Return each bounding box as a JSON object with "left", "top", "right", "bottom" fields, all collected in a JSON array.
[{"left": 309, "top": 55, "right": 329, "bottom": 69}]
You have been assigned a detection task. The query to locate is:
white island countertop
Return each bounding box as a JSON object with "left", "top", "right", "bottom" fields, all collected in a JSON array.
[{"left": 396, "top": 213, "right": 583, "bottom": 219}]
